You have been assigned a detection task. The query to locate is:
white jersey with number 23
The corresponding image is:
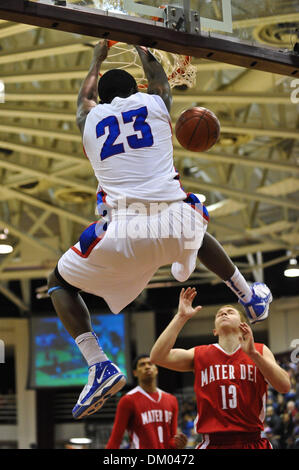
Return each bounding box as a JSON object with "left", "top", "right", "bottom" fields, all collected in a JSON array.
[{"left": 82, "top": 92, "right": 186, "bottom": 207}]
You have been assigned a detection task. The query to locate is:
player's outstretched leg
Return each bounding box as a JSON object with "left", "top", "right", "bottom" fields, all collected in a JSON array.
[
  {"left": 47, "top": 269, "right": 126, "bottom": 419},
  {"left": 197, "top": 232, "right": 272, "bottom": 323}
]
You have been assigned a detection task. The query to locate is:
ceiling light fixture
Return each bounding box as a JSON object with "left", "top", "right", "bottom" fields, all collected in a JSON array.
[
  {"left": 0, "top": 244, "right": 13, "bottom": 255},
  {"left": 284, "top": 258, "right": 299, "bottom": 278},
  {"left": 69, "top": 438, "right": 92, "bottom": 445}
]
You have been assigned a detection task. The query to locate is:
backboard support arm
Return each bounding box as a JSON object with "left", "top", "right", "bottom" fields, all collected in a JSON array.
[{"left": 0, "top": 0, "right": 298, "bottom": 77}]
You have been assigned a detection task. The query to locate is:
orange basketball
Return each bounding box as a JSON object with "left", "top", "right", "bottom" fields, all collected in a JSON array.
[{"left": 175, "top": 107, "right": 220, "bottom": 152}]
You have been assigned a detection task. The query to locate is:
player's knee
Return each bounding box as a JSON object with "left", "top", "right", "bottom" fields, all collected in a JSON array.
[
  {"left": 47, "top": 270, "right": 67, "bottom": 298},
  {"left": 48, "top": 268, "right": 80, "bottom": 296},
  {"left": 47, "top": 270, "right": 61, "bottom": 290}
]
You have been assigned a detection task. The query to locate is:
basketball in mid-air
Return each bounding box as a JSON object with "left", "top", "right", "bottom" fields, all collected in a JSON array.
[{"left": 175, "top": 107, "right": 220, "bottom": 152}]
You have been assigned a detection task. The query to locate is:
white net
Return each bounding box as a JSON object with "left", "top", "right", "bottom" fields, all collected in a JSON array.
[
  {"left": 45, "top": 1, "right": 197, "bottom": 88},
  {"left": 105, "top": 42, "right": 197, "bottom": 89}
]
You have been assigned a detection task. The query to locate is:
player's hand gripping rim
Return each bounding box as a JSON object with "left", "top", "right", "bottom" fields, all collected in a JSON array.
[{"left": 93, "top": 39, "right": 109, "bottom": 62}]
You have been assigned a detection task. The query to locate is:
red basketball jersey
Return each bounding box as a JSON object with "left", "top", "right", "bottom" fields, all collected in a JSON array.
[
  {"left": 193, "top": 343, "right": 268, "bottom": 434},
  {"left": 106, "top": 386, "right": 178, "bottom": 449}
]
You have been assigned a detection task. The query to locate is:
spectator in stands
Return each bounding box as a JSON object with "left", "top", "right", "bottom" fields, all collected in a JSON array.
[
  {"left": 286, "top": 400, "right": 298, "bottom": 419},
  {"left": 263, "top": 427, "right": 280, "bottom": 449},
  {"left": 265, "top": 405, "right": 283, "bottom": 437},
  {"left": 182, "top": 413, "right": 195, "bottom": 438},
  {"left": 273, "top": 392, "right": 285, "bottom": 415},
  {"left": 280, "top": 411, "right": 295, "bottom": 449}
]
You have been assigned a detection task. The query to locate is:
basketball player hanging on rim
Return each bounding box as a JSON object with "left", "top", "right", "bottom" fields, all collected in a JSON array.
[
  {"left": 150, "top": 287, "right": 291, "bottom": 449},
  {"left": 47, "top": 39, "right": 273, "bottom": 419}
]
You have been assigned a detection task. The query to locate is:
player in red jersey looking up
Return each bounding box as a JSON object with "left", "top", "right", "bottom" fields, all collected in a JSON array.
[
  {"left": 150, "top": 287, "right": 291, "bottom": 449},
  {"left": 106, "top": 354, "right": 187, "bottom": 449}
]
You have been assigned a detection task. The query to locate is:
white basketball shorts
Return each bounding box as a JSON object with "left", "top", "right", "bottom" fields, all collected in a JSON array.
[{"left": 57, "top": 195, "right": 209, "bottom": 313}]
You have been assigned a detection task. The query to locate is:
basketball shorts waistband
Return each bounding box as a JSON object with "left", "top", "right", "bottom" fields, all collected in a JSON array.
[{"left": 202, "top": 431, "right": 262, "bottom": 446}]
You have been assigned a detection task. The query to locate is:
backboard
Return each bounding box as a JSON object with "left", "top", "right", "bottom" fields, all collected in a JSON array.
[{"left": 0, "top": 0, "right": 299, "bottom": 76}]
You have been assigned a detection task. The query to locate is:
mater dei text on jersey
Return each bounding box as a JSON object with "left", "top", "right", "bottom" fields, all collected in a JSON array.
[{"left": 200, "top": 363, "right": 258, "bottom": 387}]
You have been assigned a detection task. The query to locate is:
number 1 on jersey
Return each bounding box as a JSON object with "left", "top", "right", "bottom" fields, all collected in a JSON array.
[{"left": 157, "top": 425, "right": 164, "bottom": 443}]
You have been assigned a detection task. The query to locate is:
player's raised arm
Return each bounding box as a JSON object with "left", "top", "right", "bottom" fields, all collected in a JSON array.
[
  {"left": 150, "top": 288, "right": 202, "bottom": 372},
  {"left": 135, "top": 45, "right": 172, "bottom": 112},
  {"left": 76, "top": 40, "right": 108, "bottom": 135},
  {"left": 239, "top": 322, "right": 291, "bottom": 394}
]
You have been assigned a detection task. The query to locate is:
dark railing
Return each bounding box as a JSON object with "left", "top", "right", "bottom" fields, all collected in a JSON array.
[{"left": 0, "top": 394, "right": 17, "bottom": 424}]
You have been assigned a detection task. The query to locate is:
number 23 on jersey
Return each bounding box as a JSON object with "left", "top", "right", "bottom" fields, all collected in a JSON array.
[{"left": 96, "top": 106, "right": 154, "bottom": 160}]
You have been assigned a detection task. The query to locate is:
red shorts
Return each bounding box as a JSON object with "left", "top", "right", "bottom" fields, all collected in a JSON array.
[{"left": 197, "top": 432, "right": 272, "bottom": 449}]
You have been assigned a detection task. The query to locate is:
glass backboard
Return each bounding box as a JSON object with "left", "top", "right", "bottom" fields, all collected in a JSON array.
[{"left": 32, "top": 0, "right": 298, "bottom": 51}]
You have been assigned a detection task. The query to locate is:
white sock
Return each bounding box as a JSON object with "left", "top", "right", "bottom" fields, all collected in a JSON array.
[
  {"left": 75, "top": 331, "right": 108, "bottom": 367},
  {"left": 225, "top": 267, "right": 252, "bottom": 303}
]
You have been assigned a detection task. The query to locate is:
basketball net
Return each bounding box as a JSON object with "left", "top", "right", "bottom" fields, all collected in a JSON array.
[
  {"left": 105, "top": 41, "right": 197, "bottom": 89},
  {"left": 73, "top": 1, "right": 196, "bottom": 88}
]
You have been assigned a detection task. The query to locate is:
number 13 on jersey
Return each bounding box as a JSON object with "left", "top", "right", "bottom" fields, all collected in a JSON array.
[
  {"left": 96, "top": 106, "right": 154, "bottom": 160},
  {"left": 220, "top": 384, "right": 237, "bottom": 409}
]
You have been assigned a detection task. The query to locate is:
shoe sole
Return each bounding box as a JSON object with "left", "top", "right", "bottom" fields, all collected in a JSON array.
[
  {"left": 73, "top": 374, "right": 126, "bottom": 420},
  {"left": 250, "top": 309, "right": 269, "bottom": 324},
  {"left": 248, "top": 293, "right": 272, "bottom": 324}
]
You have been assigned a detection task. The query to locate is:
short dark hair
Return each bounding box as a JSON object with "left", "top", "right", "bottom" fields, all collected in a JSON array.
[
  {"left": 98, "top": 69, "right": 138, "bottom": 103},
  {"left": 132, "top": 354, "right": 150, "bottom": 371}
]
